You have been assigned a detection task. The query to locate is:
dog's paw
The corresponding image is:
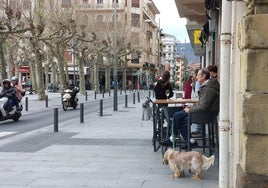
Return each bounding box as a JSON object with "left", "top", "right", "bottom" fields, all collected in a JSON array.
[{"left": 191, "top": 173, "right": 201, "bottom": 180}]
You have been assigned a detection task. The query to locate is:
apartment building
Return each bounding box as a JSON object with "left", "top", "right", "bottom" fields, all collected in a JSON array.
[{"left": 52, "top": 0, "right": 160, "bottom": 89}]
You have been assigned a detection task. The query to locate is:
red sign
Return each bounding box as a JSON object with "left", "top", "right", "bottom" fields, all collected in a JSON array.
[{"left": 19, "top": 66, "right": 30, "bottom": 73}]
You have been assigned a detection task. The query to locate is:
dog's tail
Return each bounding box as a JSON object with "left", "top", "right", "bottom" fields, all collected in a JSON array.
[{"left": 201, "top": 155, "right": 215, "bottom": 171}]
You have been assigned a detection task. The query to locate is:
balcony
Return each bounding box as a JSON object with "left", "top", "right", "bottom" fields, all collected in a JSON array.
[{"left": 174, "top": 0, "right": 207, "bottom": 56}]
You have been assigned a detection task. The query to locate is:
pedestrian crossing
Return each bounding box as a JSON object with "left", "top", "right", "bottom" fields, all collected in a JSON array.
[{"left": 0, "top": 131, "right": 16, "bottom": 138}]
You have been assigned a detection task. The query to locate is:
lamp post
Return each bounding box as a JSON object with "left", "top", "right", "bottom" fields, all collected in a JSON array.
[{"left": 113, "top": 1, "right": 118, "bottom": 111}]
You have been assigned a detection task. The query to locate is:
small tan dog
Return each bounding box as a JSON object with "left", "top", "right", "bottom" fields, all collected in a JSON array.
[{"left": 163, "top": 148, "right": 215, "bottom": 180}]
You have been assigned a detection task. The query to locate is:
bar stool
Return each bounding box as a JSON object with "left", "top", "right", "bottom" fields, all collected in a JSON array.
[{"left": 187, "top": 111, "right": 218, "bottom": 156}]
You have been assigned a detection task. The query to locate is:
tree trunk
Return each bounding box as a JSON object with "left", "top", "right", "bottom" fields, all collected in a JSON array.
[
  {"left": 77, "top": 59, "right": 85, "bottom": 95},
  {"left": 0, "top": 43, "right": 7, "bottom": 80},
  {"left": 51, "top": 61, "right": 57, "bottom": 85},
  {"left": 35, "top": 51, "right": 45, "bottom": 100}
]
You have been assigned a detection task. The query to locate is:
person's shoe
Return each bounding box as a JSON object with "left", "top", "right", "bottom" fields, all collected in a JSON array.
[
  {"left": 169, "top": 135, "right": 179, "bottom": 142},
  {"left": 161, "top": 139, "right": 173, "bottom": 146},
  {"left": 17, "top": 106, "right": 22, "bottom": 111}
]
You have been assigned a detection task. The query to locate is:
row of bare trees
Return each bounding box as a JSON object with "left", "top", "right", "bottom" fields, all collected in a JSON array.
[{"left": 0, "top": 1, "right": 138, "bottom": 100}]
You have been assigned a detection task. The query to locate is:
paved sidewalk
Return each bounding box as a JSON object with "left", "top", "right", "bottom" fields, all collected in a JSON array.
[{"left": 0, "top": 90, "right": 219, "bottom": 188}]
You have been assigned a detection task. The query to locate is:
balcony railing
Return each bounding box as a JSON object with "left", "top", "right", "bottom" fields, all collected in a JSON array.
[{"left": 78, "top": 3, "right": 124, "bottom": 10}]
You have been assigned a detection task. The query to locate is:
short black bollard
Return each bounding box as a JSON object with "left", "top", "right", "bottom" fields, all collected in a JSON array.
[
  {"left": 54, "top": 108, "right": 58, "bottom": 132},
  {"left": 125, "top": 95, "right": 128, "bottom": 108},
  {"left": 109, "top": 90, "right": 111, "bottom": 97},
  {"left": 25, "top": 97, "right": 28, "bottom": 111},
  {"left": 133, "top": 93, "right": 135, "bottom": 104},
  {"left": 95, "top": 91, "right": 97, "bottom": 99},
  {"left": 100, "top": 99, "right": 103, "bottom": 116},
  {"left": 149, "top": 90, "right": 151, "bottom": 98},
  {"left": 102, "top": 90, "right": 104, "bottom": 98},
  {"left": 85, "top": 92, "right": 88, "bottom": 101},
  {"left": 80, "top": 103, "right": 84, "bottom": 123},
  {"left": 45, "top": 95, "right": 48, "bottom": 107},
  {"left": 137, "top": 92, "right": 140, "bottom": 103}
]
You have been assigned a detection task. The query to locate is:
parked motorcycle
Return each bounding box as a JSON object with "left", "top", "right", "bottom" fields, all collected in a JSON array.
[
  {"left": 0, "top": 97, "right": 22, "bottom": 121},
  {"left": 62, "top": 86, "right": 79, "bottom": 111}
]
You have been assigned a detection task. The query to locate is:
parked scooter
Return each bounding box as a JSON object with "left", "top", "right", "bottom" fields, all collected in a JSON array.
[
  {"left": 62, "top": 86, "right": 79, "bottom": 111},
  {"left": 0, "top": 97, "right": 22, "bottom": 121}
]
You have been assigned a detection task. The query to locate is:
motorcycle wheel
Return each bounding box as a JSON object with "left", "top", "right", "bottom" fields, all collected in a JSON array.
[
  {"left": 12, "top": 113, "right": 21, "bottom": 121},
  {"left": 72, "top": 102, "right": 77, "bottom": 110},
  {"left": 62, "top": 101, "right": 68, "bottom": 111}
]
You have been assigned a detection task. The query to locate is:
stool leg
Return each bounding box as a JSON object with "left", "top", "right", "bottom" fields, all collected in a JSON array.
[
  {"left": 208, "top": 123, "right": 213, "bottom": 156},
  {"left": 202, "top": 124, "right": 206, "bottom": 153},
  {"left": 187, "top": 121, "right": 191, "bottom": 152}
]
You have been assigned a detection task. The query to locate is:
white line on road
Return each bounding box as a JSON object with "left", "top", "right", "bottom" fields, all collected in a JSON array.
[{"left": 0, "top": 131, "right": 16, "bottom": 138}]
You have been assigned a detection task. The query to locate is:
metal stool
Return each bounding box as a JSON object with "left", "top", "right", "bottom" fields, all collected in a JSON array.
[{"left": 187, "top": 111, "right": 218, "bottom": 156}]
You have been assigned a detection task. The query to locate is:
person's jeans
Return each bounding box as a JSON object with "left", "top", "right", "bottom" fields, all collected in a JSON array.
[
  {"left": 172, "top": 110, "right": 189, "bottom": 141},
  {"left": 6, "top": 98, "right": 15, "bottom": 112}
]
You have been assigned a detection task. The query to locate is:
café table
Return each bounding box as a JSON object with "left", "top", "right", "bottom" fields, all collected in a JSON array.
[{"left": 151, "top": 99, "right": 197, "bottom": 152}]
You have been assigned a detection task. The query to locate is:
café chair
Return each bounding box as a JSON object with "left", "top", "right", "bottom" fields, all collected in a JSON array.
[
  {"left": 187, "top": 111, "right": 218, "bottom": 156},
  {"left": 160, "top": 106, "right": 184, "bottom": 155}
]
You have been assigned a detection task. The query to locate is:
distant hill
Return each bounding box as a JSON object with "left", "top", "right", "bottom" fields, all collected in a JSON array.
[{"left": 176, "top": 43, "right": 200, "bottom": 65}]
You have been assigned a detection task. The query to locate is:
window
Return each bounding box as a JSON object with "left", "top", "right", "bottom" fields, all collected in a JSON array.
[
  {"left": 83, "top": 0, "right": 89, "bottom": 4},
  {"left": 131, "top": 13, "right": 140, "bottom": 27},
  {"left": 132, "top": 0, "right": 139, "bottom": 8},
  {"left": 97, "top": 0, "right": 103, "bottom": 4},
  {"left": 62, "top": 0, "right": 71, "bottom": 7}
]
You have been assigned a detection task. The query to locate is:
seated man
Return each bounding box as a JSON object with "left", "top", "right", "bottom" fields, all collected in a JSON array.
[{"left": 171, "top": 68, "right": 219, "bottom": 148}]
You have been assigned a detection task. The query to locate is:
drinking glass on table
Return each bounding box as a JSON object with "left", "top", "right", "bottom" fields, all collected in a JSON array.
[{"left": 165, "top": 89, "right": 170, "bottom": 100}]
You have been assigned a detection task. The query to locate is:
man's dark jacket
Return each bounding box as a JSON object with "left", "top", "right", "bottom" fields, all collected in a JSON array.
[{"left": 190, "top": 78, "right": 220, "bottom": 113}]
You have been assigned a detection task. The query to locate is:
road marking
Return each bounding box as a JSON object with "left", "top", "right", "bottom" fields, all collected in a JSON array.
[{"left": 0, "top": 131, "right": 16, "bottom": 138}]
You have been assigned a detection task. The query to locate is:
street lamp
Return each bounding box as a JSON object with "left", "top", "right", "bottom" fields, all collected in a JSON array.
[{"left": 113, "top": 0, "right": 118, "bottom": 111}]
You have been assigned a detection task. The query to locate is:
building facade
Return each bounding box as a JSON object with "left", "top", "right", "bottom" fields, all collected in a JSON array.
[
  {"left": 160, "top": 33, "right": 177, "bottom": 83},
  {"left": 56, "top": 0, "right": 160, "bottom": 90},
  {"left": 174, "top": 0, "right": 268, "bottom": 187}
]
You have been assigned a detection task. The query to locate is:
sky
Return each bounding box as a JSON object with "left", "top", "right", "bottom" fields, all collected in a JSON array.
[{"left": 153, "top": 0, "right": 190, "bottom": 43}]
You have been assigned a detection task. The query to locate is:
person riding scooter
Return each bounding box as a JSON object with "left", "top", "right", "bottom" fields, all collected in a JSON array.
[
  {"left": 66, "top": 82, "right": 79, "bottom": 106},
  {"left": 11, "top": 76, "right": 25, "bottom": 111},
  {"left": 0, "top": 79, "right": 18, "bottom": 113}
]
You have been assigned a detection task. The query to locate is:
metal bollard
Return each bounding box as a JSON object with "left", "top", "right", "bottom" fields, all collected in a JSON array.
[
  {"left": 80, "top": 103, "right": 84, "bottom": 123},
  {"left": 25, "top": 97, "right": 28, "bottom": 111},
  {"left": 133, "top": 93, "right": 135, "bottom": 104},
  {"left": 95, "top": 91, "right": 97, "bottom": 99},
  {"left": 100, "top": 99, "right": 103, "bottom": 116},
  {"left": 54, "top": 108, "right": 58, "bottom": 132},
  {"left": 125, "top": 95, "right": 128, "bottom": 108},
  {"left": 137, "top": 92, "right": 140, "bottom": 103},
  {"left": 102, "top": 90, "right": 104, "bottom": 98},
  {"left": 109, "top": 90, "right": 111, "bottom": 97},
  {"left": 45, "top": 95, "right": 48, "bottom": 107},
  {"left": 149, "top": 90, "right": 151, "bottom": 98},
  {"left": 85, "top": 92, "right": 88, "bottom": 101}
]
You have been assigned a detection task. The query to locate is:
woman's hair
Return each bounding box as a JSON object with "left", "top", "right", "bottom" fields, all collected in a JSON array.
[{"left": 161, "top": 70, "right": 170, "bottom": 82}]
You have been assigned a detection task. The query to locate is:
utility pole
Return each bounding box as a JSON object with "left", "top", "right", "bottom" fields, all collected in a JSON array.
[
  {"left": 157, "top": 18, "right": 161, "bottom": 76},
  {"left": 113, "top": 1, "right": 118, "bottom": 111}
]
